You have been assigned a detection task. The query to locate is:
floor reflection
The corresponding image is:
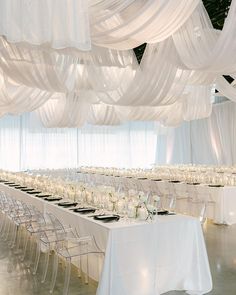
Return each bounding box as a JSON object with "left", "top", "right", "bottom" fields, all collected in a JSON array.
[
  {"left": 0, "top": 240, "right": 97, "bottom": 295},
  {"left": 0, "top": 221, "right": 236, "bottom": 294}
]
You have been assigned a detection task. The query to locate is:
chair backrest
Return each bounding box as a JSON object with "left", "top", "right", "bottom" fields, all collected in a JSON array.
[
  {"left": 156, "top": 181, "right": 169, "bottom": 195},
  {"left": 173, "top": 182, "right": 188, "bottom": 199},
  {"left": 196, "top": 185, "right": 212, "bottom": 202},
  {"left": 186, "top": 184, "right": 197, "bottom": 201},
  {"left": 187, "top": 184, "right": 207, "bottom": 224}
]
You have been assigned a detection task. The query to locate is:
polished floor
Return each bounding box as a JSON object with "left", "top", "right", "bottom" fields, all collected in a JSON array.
[{"left": 0, "top": 221, "right": 236, "bottom": 295}]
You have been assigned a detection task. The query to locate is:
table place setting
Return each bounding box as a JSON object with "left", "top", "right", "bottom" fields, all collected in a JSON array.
[
  {"left": 27, "top": 190, "right": 42, "bottom": 195},
  {"left": 72, "top": 207, "right": 97, "bottom": 214},
  {"left": 78, "top": 164, "right": 236, "bottom": 187},
  {"left": 35, "top": 194, "right": 52, "bottom": 198},
  {"left": 21, "top": 188, "right": 35, "bottom": 192},
  {"left": 93, "top": 214, "right": 120, "bottom": 222},
  {"left": 57, "top": 201, "right": 78, "bottom": 207},
  {"left": 44, "top": 196, "right": 63, "bottom": 202},
  {"left": 1, "top": 167, "right": 235, "bottom": 226}
]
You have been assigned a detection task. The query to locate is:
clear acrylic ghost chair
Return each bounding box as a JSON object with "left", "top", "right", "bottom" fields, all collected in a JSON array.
[
  {"left": 30, "top": 208, "right": 75, "bottom": 276},
  {"left": 110, "top": 176, "right": 119, "bottom": 191},
  {"left": 128, "top": 188, "right": 139, "bottom": 201},
  {"left": 156, "top": 181, "right": 176, "bottom": 211},
  {"left": 0, "top": 195, "right": 23, "bottom": 243},
  {"left": 47, "top": 214, "right": 104, "bottom": 295},
  {"left": 148, "top": 180, "right": 164, "bottom": 209},
  {"left": 195, "top": 185, "right": 214, "bottom": 224},
  {"left": 0, "top": 192, "right": 11, "bottom": 237},
  {"left": 107, "top": 175, "right": 115, "bottom": 187},
  {"left": 172, "top": 182, "right": 190, "bottom": 214},
  {"left": 0, "top": 193, "right": 14, "bottom": 238},
  {"left": 7, "top": 200, "right": 36, "bottom": 250},
  {"left": 0, "top": 194, "right": 35, "bottom": 254},
  {"left": 117, "top": 180, "right": 128, "bottom": 196},
  {"left": 32, "top": 212, "right": 74, "bottom": 280},
  {"left": 139, "top": 179, "right": 152, "bottom": 196},
  {"left": 21, "top": 207, "right": 59, "bottom": 267},
  {"left": 187, "top": 184, "right": 208, "bottom": 224},
  {"left": 130, "top": 177, "right": 140, "bottom": 191}
]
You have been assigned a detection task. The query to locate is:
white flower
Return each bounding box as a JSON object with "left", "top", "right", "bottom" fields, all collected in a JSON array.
[
  {"left": 153, "top": 195, "right": 160, "bottom": 202},
  {"left": 147, "top": 204, "right": 155, "bottom": 212},
  {"left": 139, "top": 193, "right": 148, "bottom": 203}
]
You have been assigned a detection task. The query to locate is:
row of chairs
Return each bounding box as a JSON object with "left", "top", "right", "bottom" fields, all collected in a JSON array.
[
  {"left": 79, "top": 173, "right": 214, "bottom": 223},
  {"left": 0, "top": 191, "right": 103, "bottom": 295}
]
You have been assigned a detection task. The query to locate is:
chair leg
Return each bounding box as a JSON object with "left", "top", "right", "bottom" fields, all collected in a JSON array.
[
  {"left": 0, "top": 215, "right": 7, "bottom": 237},
  {"left": 14, "top": 226, "right": 23, "bottom": 254},
  {"left": 41, "top": 248, "right": 50, "bottom": 283},
  {"left": 0, "top": 214, "right": 7, "bottom": 235},
  {"left": 77, "top": 257, "right": 81, "bottom": 278},
  {"left": 63, "top": 258, "right": 71, "bottom": 295},
  {"left": 85, "top": 253, "right": 89, "bottom": 284},
  {"left": 27, "top": 235, "right": 35, "bottom": 267},
  {"left": 50, "top": 254, "right": 59, "bottom": 294},
  {"left": 199, "top": 202, "right": 207, "bottom": 224},
  {"left": 169, "top": 195, "right": 176, "bottom": 212},
  {"left": 33, "top": 240, "right": 41, "bottom": 275},
  {"left": 3, "top": 218, "right": 11, "bottom": 241},
  {"left": 21, "top": 234, "right": 29, "bottom": 261},
  {"left": 10, "top": 224, "right": 18, "bottom": 248}
]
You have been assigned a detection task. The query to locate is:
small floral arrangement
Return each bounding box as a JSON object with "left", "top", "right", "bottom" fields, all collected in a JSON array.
[{"left": 139, "top": 193, "right": 161, "bottom": 220}]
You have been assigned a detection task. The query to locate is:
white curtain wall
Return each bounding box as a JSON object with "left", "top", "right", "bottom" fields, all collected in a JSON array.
[
  {"left": 0, "top": 101, "right": 235, "bottom": 171},
  {"left": 0, "top": 113, "right": 156, "bottom": 171},
  {"left": 156, "top": 101, "right": 236, "bottom": 166}
]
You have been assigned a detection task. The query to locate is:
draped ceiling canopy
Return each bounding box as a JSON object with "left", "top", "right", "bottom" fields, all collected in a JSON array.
[{"left": 0, "top": 0, "right": 235, "bottom": 127}]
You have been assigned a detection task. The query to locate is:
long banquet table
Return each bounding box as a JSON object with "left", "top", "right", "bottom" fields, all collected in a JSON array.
[
  {"left": 0, "top": 183, "right": 212, "bottom": 295},
  {"left": 78, "top": 172, "right": 236, "bottom": 225}
]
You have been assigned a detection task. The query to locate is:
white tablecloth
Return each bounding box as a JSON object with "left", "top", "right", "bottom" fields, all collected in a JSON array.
[
  {"left": 203, "top": 185, "right": 236, "bottom": 225},
  {"left": 78, "top": 173, "right": 236, "bottom": 225},
  {"left": 0, "top": 183, "right": 212, "bottom": 295}
]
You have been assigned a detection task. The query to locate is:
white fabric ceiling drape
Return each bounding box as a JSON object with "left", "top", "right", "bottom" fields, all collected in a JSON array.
[
  {"left": 0, "top": 0, "right": 199, "bottom": 50},
  {"left": 0, "top": 0, "right": 90, "bottom": 50},
  {"left": 1, "top": 0, "right": 236, "bottom": 128}
]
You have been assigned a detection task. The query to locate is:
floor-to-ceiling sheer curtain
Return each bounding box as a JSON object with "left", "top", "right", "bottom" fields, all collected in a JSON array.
[
  {"left": 1, "top": 101, "right": 236, "bottom": 171},
  {"left": 20, "top": 114, "right": 78, "bottom": 170},
  {"left": 0, "top": 113, "right": 157, "bottom": 171},
  {"left": 155, "top": 101, "right": 236, "bottom": 166},
  {"left": 77, "top": 122, "right": 156, "bottom": 168},
  {"left": 0, "top": 115, "right": 21, "bottom": 171}
]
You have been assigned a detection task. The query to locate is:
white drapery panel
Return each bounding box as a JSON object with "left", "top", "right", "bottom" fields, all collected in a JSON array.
[
  {"left": 0, "top": 0, "right": 199, "bottom": 50},
  {"left": 0, "top": 114, "right": 21, "bottom": 171},
  {"left": 0, "top": 113, "right": 156, "bottom": 171},
  {"left": 77, "top": 122, "right": 156, "bottom": 168},
  {"left": 155, "top": 101, "right": 236, "bottom": 166},
  {"left": 172, "top": 1, "right": 236, "bottom": 73},
  {"left": 1, "top": 101, "right": 236, "bottom": 171},
  {"left": 2, "top": 0, "right": 236, "bottom": 129},
  {"left": 0, "top": 0, "right": 90, "bottom": 50},
  {"left": 0, "top": 36, "right": 136, "bottom": 94},
  {"left": 0, "top": 75, "right": 52, "bottom": 117},
  {"left": 37, "top": 93, "right": 89, "bottom": 128},
  {"left": 36, "top": 87, "right": 212, "bottom": 128},
  {"left": 90, "top": 0, "right": 200, "bottom": 49}
]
